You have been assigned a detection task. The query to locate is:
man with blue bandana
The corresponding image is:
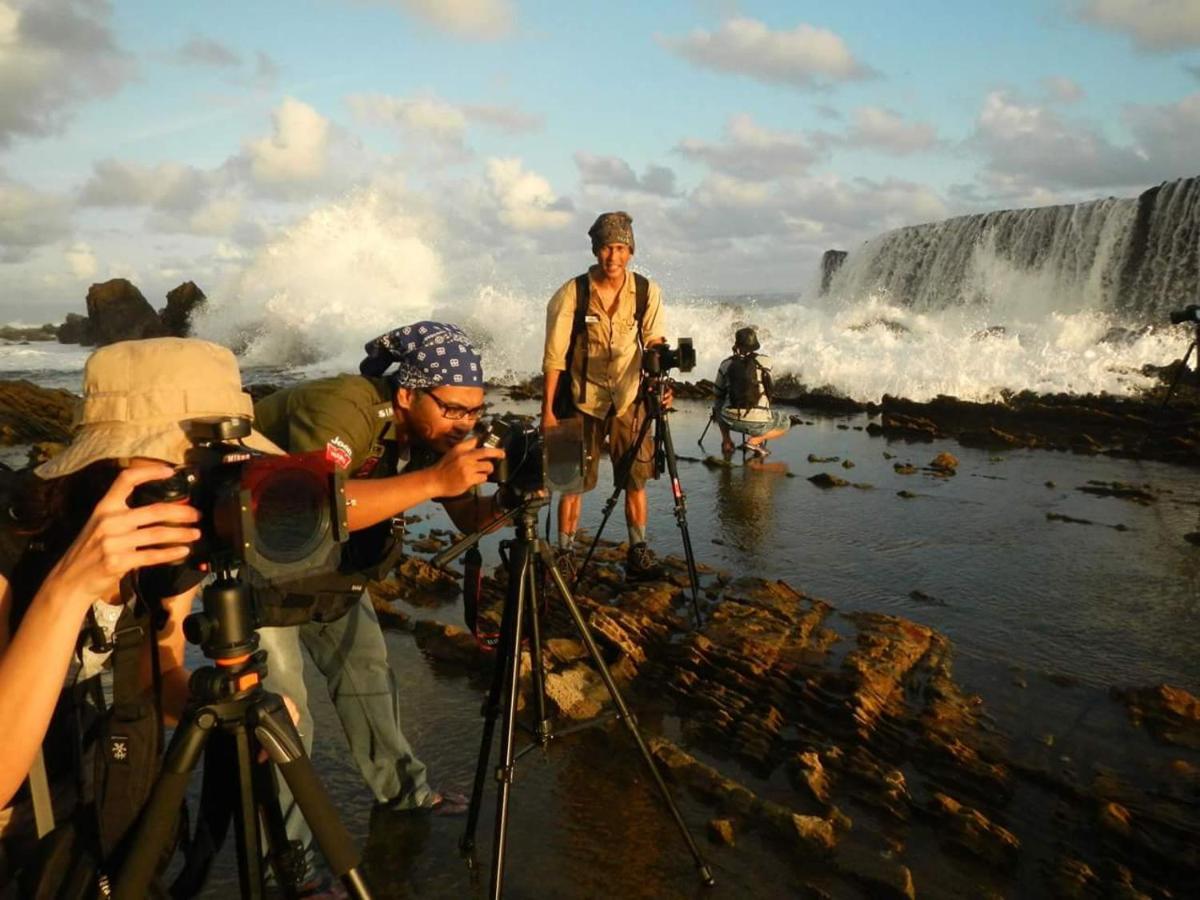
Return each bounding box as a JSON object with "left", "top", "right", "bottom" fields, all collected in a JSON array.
[{"left": 253, "top": 321, "right": 505, "bottom": 895}]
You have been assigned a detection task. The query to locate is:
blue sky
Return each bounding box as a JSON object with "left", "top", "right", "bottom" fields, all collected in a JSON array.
[{"left": 1, "top": 0, "right": 1198, "bottom": 320}]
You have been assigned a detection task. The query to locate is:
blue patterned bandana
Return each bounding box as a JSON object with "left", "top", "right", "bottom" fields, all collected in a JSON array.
[{"left": 359, "top": 321, "right": 484, "bottom": 388}]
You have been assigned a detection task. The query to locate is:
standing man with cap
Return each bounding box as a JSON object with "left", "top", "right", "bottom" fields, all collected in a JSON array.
[
  {"left": 253, "top": 321, "right": 506, "bottom": 893},
  {"left": 711, "top": 326, "right": 793, "bottom": 459},
  {"left": 542, "top": 211, "right": 667, "bottom": 580}
]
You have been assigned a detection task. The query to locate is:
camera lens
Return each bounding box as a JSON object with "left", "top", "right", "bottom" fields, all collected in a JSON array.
[{"left": 251, "top": 467, "right": 329, "bottom": 563}]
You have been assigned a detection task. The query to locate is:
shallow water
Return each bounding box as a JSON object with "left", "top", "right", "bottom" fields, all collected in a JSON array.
[{"left": 175, "top": 395, "right": 1200, "bottom": 898}]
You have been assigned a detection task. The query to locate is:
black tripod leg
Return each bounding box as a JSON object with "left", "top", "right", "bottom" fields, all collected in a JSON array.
[
  {"left": 253, "top": 694, "right": 371, "bottom": 900},
  {"left": 526, "top": 559, "right": 551, "bottom": 742},
  {"left": 462, "top": 580, "right": 517, "bottom": 857},
  {"left": 253, "top": 753, "right": 305, "bottom": 891},
  {"left": 574, "top": 407, "right": 657, "bottom": 586},
  {"left": 538, "top": 542, "right": 716, "bottom": 887},
  {"left": 231, "top": 725, "right": 265, "bottom": 900},
  {"left": 114, "top": 708, "right": 217, "bottom": 900},
  {"left": 489, "top": 540, "right": 533, "bottom": 900},
  {"left": 658, "top": 414, "right": 704, "bottom": 628},
  {"left": 1160, "top": 339, "right": 1197, "bottom": 411}
]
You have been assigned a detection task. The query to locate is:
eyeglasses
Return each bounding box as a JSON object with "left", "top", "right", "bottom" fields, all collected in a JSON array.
[{"left": 420, "top": 390, "right": 485, "bottom": 421}]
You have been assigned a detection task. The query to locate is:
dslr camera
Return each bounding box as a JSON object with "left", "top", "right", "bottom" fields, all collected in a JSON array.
[
  {"left": 472, "top": 414, "right": 587, "bottom": 496},
  {"left": 1169, "top": 304, "right": 1200, "bottom": 325},
  {"left": 642, "top": 337, "right": 696, "bottom": 375},
  {"left": 129, "top": 416, "right": 349, "bottom": 639}
]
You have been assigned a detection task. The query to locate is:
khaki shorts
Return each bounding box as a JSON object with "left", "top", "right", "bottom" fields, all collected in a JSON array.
[{"left": 580, "top": 403, "right": 655, "bottom": 492}]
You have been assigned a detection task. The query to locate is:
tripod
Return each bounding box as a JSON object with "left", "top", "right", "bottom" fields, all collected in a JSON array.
[
  {"left": 113, "top": 567, "right": 371, "bottom": 900},
  {"left": 574, "top": 375, "right": 704, "bottom": 628},
  {"left": 433, "top": 497, "right": 714, "bottom": 899},
  {"left": 1160, "top": 320, "right": 1200, "bottom": 411}
]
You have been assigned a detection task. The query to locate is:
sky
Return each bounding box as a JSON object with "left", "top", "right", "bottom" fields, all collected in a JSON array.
[{"left": 0, "top": 0, "right": 1198, "bottom": 322}]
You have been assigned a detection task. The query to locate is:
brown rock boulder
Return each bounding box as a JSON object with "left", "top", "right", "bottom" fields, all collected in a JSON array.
[
  {"left": 160, "top": 281, "right": 206, "bottom": 337},
  {"left": 56, "top": 312, "right": 94, "bottom": 345},
  {"left": 86, "top": 278, "right": 167, "bottom": 345}
]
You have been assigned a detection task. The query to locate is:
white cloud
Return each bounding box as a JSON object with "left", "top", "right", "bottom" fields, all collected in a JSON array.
[
  {"left": 970, "top": 89, "right": 1154, "bottom": 192},
  {"left": 485, "top": 158, "right": 572, "bottom": 231},
  {"left": 660, "top": 18, "right": 876, "bottom": 89},
  {"left": 350, "top": 94, "right": 469, "bottom": 145},
  {"left": 176, "top": 35, "right": 240, "bottom": 67},
  {"left": 1076, "top": 0, "right": 1200, "bottom": 52},
  {"left": 1125, "top": 91, "right": 1200, "bottom": 178},
  {"left": 1042, "top": 75, "right": 1085, "bottom": 103},
  {"left": 0, "top": 0, "right": 134, "bottom": 146},
  {"left": 243, "top": 98, "right": 331, "bottom": 185},
  {"left": 676, "top": 114, "right": 825, "bottom": 180},
  {"left": 80, "top": 159, "right": 214, "bottom": 211},
  {"left": 64, "top": 241, "right": 96, "bottom": 279},
  {"left": 574, "top": 152, "right": 677, "bottom": 196},
  {"left": 461, "top": 103, "right": 542, "bottom": 134},
  {"left": 844, "top": 106, "right": 938, "bottom": 154},
  {"left": 349, "top": 93, "right": 541, "bottom": 147},
  {"left": 0, "top": 175, "right": 71, "bottom": 262},
  {"left": 360, "top": 0, "right": 513, "bottom": 40}
]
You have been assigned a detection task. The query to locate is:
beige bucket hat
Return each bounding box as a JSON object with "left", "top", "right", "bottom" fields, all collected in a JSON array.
[{"left": 35, "top": 337, "right": 282, "bottom": 480}]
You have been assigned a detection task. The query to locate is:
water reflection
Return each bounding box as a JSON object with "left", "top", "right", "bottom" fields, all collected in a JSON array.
[{"left": 713, "top": 459, "right": 792, "bottom": 561}]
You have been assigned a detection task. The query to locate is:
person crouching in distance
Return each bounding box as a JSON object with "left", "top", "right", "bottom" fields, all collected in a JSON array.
[{"left": 711, "top": 327, "right": 794, "bottom": 460}]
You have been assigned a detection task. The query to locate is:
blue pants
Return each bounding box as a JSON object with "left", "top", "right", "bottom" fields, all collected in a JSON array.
[{"left": 257, "top": 591, "right": 432, "bottom": 859}]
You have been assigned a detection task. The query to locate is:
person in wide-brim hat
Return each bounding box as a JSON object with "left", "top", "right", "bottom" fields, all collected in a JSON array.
[
  {"left": 36, "top": 336, "right": 280, "bottom": 479},
  {"left": 1, "top": 336, "right": 276, "bottom": 824}
]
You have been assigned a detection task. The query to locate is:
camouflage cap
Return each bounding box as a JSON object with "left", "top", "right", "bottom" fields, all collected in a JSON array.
[{"left": 588, "top": 211, "right": 635, "bottom": 253}]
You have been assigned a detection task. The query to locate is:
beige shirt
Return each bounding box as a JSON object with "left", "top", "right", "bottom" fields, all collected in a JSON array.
[{"left": 543, "top": 265, "right": 665, "bottom": 417}]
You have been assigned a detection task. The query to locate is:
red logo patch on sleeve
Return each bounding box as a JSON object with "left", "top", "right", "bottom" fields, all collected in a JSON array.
[{"left": 325, "top": 436, "right": 353, "bottom": 470}]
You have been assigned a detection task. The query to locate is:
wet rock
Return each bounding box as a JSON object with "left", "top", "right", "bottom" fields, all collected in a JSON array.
[
  {"left": 411, "top": 619, "right": 488, "bottom": 668},
  {"left": 907, "top": 589, "right": 947, "bottom": 607},
  {"left": 819, "top": 249, "right": 847, "bottom": 294},
  {"left": 896, "top": 490, "right": 917, "bottom": 499},
  {"left": 789, "top": 751, "right": 832, "bottom": 806},
  {"left": 160, "top": 281, "right": 206, "bottom": 336},
  {"left": 649, "top": 738, "right": 838, "bottom": 855},
  {"left": 807, "top": 454, "right": 840, "bottom": 463},
  {"left": 0, "top": 380, "right": 78, "bottom": 445},
  {"left": 85, "top": 278, "right": 167, "bottom": 345},
  {"left": 929, "top": 792, "right": 1020, "bottom": 868},
  {"left": 370, "top": 557, "right": 460, "bottom": 607},
  {"left": 1077, "top": 481, "right": 1157, "bottom": 504},
  {"left": 840, "top": 459, "right": 855, "bottom": 469},
  {"left": 1051, "top": 856, "right": 1100, "bottom": 898},
  {"left": 1185, "top": 531, "right": 1200, "bottom": 545},
  {"left": 831, "top": 844, "right": 915, "bottom": 900},
  {"left": 808, "top": 472, "right": 849, "bottom": 488},
  {"left": 971, "top": 325, "right": 1007, "bottom": 341},
  {"left": 56, "top": 312, "right": 93, "bottom": 345},
  {"left": 929, "top": 451, "right": 958, "bottom": 473},
  {"left": 893, "top": 463, "right": 917, "bottom": 475},
  {"left": 0, "top": 323, "right": 56, "bottom": 342},
  {"left": 407, "top": 535, "right": 446, "bottom": 554},
  {"left": 1114, "top": 683, "right": 1200, "bottom": 749},
  {"left": 848, "top": 318, "right": 910, "bottom": 335},
  {"left": 707, "top": 818, "right": 735, "bottom": 846},
  {"left": 543, "top": 663, "right": 606, "bottom": 719}
]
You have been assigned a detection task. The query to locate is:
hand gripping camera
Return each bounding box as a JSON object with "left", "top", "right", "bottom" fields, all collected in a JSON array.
[{"left": 642, "top": 337, "right": 696, "bottom": 376}]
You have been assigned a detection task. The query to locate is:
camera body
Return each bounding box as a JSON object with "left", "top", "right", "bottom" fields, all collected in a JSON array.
[
  {"left": 473, "top": 414, "right": 586, "bottom": 496},
  {"left": 129, "top": 416, "right": 349, "bottom": 583},
  {"left": 1169, "top": 304, "right": 1200, "bottom": 325},
  {"left": 642, "top": 337, "right": 696, "bottom": 375}
]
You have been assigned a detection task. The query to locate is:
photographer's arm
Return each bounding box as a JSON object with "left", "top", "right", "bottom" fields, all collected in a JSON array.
[
  {"left": 344, "top": 438, "right": 505, "bottom": 531},
  {"left": 0, "top": 465, "right": 200, "bottom": 806},
  {"left": 541, "top": 368, "right": 563, "bottom": 428}
]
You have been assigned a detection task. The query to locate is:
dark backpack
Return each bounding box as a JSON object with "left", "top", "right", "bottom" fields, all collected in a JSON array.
[
  {"left": 551, "top": 272, "right": 649, "bottom": 419},
  {"left": 726, "top": 353, "right": 770, "bottom": 410}
]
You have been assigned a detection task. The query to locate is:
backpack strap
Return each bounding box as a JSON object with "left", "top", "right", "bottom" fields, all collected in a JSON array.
[
  {"left": 752, "top": 353, "right": 773, "bottom": 405},
  {"left": 634, "top": 273, "right": 649, "bottom": 341},
  {"left": 565, "top": 273, "right": 590, "bottom": 407}
]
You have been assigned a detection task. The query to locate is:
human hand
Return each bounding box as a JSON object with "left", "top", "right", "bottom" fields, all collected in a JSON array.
[
  {"left": 43, "top": 465, "right": 201, "bottom": 614},
  {"left": 541, "top": 409, "right": 559, "bottom": 431},
  {"left": 432, "top": 437, "right": 506, "bottom": 497},
  {"left": 663, "top": 385, "right": 675, "bottom": 409}
]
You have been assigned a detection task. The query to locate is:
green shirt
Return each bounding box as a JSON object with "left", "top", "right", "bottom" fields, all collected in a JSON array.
[{"left": 254, "top": 374, "right": 398, "bottom": 478}]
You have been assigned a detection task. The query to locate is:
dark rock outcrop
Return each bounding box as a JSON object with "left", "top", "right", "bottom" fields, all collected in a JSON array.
[
  {"left": 86, "top": 278, "right": 166, "bottom": 346},
  {"left": 820, "top": 249, "right": 848, "bottom": 295},
  {"left": 160, "top": 281, "right": 206, "bottom": 337},
  {"left": 56, "top": 312, "right": 94, "bottom": 346}
]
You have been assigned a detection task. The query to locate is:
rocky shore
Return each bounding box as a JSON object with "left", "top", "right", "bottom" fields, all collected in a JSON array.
[{"left": 369, "top": 535, "right": 1200, "bottom": 899}]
